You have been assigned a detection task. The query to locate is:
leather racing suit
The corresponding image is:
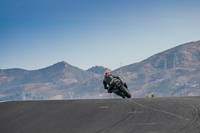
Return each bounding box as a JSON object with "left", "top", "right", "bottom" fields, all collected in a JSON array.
[{"left": 103, "top": 74, "right": 128, "bottom": 93}]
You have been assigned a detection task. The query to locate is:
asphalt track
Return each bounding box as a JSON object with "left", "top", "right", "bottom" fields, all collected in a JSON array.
[{"left": 1, "top": 97, "right": 200, "bottom": 133}]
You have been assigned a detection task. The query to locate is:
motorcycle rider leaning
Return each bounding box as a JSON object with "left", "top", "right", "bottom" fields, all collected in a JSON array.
[{"left": 103, "top": 72, "right": 128, "bottom": 98}]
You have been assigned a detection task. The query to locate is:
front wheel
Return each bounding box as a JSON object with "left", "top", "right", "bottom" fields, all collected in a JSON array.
[{"left": 119, "top": 85, "right": 132, "bottom": 98}]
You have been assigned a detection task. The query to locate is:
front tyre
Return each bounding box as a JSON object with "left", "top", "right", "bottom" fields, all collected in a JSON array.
[{"left": 119, "top": 86, "right": 132, "bottom": 98}]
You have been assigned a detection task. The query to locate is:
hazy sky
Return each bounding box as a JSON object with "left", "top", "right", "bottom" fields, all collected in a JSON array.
[{"left": 1, "top": 0, "right": 200, "bottom": 71}]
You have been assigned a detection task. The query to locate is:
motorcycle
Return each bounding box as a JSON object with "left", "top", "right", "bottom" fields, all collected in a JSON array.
[{"left": 112, "top": 80, "right": 132, "bottom": 98}]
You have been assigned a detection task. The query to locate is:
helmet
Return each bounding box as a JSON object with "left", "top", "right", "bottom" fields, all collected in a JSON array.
[{"left": 105, "top": 72, "right": 110, "bottom": 75}]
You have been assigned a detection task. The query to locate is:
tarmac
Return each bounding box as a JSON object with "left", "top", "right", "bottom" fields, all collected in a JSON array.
[{"left": 1, "top": 97, "right": 200, "bottom": 133}]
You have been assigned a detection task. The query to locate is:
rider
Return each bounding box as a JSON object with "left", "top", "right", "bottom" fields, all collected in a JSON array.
[{"left": 103, "top": 72, "right": 128, "bottom": 98}]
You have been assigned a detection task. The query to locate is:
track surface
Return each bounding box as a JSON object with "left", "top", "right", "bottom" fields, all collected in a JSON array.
[{"left": 1, "top": 97, "right": 200, "bottom": 133}]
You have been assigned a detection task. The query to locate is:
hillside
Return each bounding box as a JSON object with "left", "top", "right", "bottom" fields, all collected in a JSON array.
[
  {"left": 86, "top": 66, "right": 111, "bottom": 75},
  {"left": 113, "top": 40, "right": 200, "bottom": 97},
  {"left": 0, "top": 61, "right": 103, "bottom": 100}
]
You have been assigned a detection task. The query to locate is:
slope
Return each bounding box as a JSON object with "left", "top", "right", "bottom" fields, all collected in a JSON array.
[
  {"left": 113, "top": 40, "right": 200, "bottom": 97},
  {"left": 0, "top": 61, "right": 102, "bottom": 100}
]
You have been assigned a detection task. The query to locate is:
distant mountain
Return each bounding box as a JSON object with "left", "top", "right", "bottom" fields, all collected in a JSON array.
[
  {"left": 87, "top": 66, "right": 111, "bottom": 75},
  {"left": 112, "top": 40, "right": 200, "bottom": 97},
  {"left": 0, "top": 61, "right": 103, "bottom": 100},
  {"left": 1, "top": 40, "right": 200, "bottom": 101}
]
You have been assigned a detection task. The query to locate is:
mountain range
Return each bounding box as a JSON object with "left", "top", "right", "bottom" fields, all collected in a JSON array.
[{"left": 1, "top": 40, "right": 200, "bottom": 100}]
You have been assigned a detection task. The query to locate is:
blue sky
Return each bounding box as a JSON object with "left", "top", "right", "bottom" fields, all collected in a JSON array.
[{"left": 1, "top": 0, "right": 200, "bottom": 71}]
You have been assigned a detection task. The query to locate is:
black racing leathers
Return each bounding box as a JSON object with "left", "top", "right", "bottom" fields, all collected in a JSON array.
[{"left": 103, "top": 74, "right": 126, "bottom": 93}]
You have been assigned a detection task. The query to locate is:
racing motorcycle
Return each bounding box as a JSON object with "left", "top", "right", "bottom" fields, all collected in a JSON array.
[{"left": 112, "top": 79, "right": 132, "bottom": 98}]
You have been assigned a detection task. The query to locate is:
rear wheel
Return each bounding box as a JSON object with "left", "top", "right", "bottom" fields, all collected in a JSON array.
[{"left": 119, "top": 86, "right": 132, "bottom": 98}]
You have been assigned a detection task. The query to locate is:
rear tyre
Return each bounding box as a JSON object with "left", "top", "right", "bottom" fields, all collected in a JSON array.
[{"left": 119, "top": 86, "right": 132, "bottom": 98}]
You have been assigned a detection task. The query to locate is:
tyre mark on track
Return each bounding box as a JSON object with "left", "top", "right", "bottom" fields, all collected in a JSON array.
[
  {"left": 108, "top": 102, "right": 136, "bottom": 128},
  {"left": 132, "top": 101, "right": 190, "bottom": 121},
  {"left": 174, "top": 100, "right": 200, "bottom": 133},
  {"left": 186, "top": 106, "right": 200, "bottom": 132},
  {"left": 96, "top": 100, "right": 136, "bottom": 133},
  {"left": 164, "top": 100, "right": 193, "bottom": 133}
]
